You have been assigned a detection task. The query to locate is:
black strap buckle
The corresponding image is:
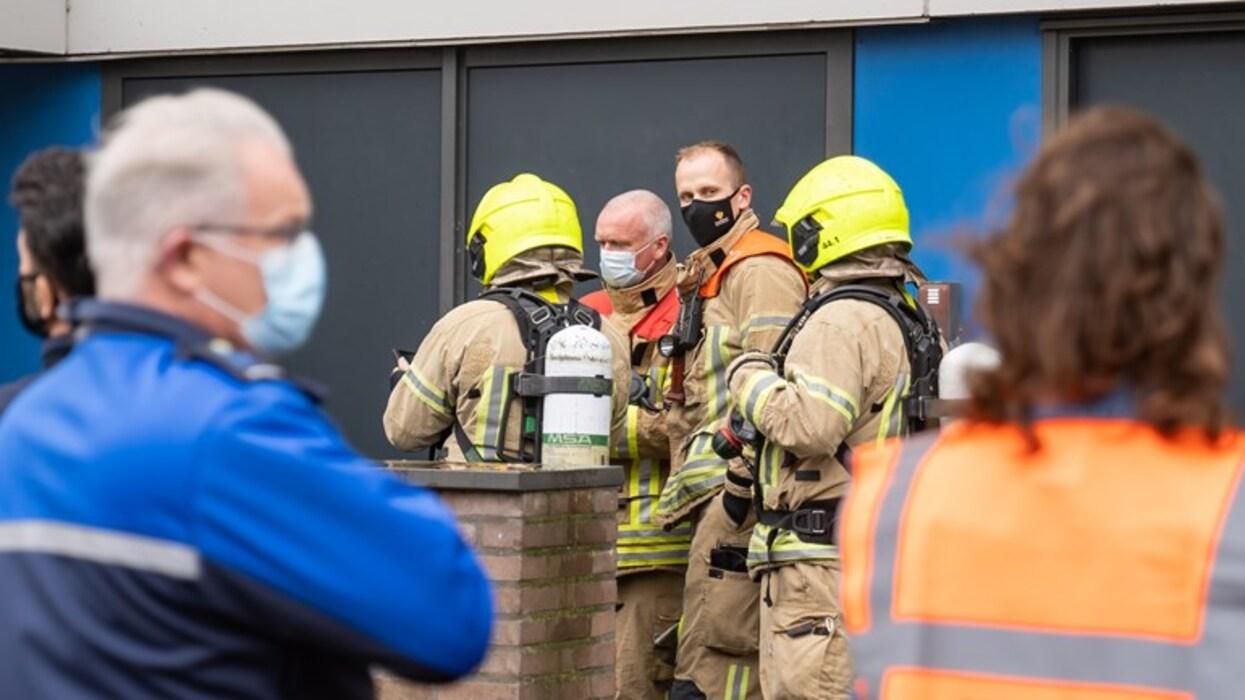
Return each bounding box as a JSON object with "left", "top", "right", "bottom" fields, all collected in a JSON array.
[
  {"left": 791, "top": 508, "right": 828, "bottom": 537},
  {"left": 528, "top": 305, "right": 553, "bottom": 326},
  {"left": 571, "top": 307, "right": 596, "bottom": 326}
]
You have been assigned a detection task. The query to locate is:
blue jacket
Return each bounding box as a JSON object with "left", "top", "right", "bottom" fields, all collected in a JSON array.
[
  {"left": 0, "top": 301, "right": 493, "bottom": 699},
  {"left": 0, "top": 333, "right": 74, "bottom": 418}
]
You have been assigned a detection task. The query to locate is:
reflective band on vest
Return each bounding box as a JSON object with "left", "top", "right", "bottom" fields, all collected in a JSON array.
[
  {"left": 617, "top": 385, "right": 690, "bottom": 570},
  {"left": 842, "top": 422, "right": 1245, "bottom": 700},
  {"left": 699, "top": 230, "right": 798, "bottom": 299}
]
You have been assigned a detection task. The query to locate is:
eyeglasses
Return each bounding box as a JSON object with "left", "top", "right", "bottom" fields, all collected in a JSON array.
[{"left": 191, "top": 221, "right": 307, "bottom": 243}]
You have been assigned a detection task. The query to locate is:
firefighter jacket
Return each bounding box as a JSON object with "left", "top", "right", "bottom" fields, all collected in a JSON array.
[
  {"left": 655, "top": 210, "right": 806, "bottom": 527},
  {"left": 384, "top": 248, "right": 630, "bottom": 463},
  {"left": 725, "top": 252, "right": 919, "bottom": 575}
]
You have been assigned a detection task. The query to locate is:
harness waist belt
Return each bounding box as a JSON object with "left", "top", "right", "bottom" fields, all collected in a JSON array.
[{"left": 758, "top": 498, "right": 842, "bottom": 546}]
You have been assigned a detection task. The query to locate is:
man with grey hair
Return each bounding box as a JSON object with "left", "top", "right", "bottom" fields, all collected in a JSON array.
[
  {"left": 582, "top": 190, "right": 691, "bottom": 700},
  {"left": 0, "top": 88, "right": 492, "bottom": 699}
]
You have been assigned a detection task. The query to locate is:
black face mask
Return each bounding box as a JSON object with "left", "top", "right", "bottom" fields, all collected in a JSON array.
[
  {"left": 681, "top": 188, "right": 740, "bottom": 248},
  {"left": 16, "top": 274, "right": 50, "bottom": 338}
]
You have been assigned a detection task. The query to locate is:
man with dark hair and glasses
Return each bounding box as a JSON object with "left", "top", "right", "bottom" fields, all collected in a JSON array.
[{"left": 1, "top": 147, "right": 94, "bottom": 416}]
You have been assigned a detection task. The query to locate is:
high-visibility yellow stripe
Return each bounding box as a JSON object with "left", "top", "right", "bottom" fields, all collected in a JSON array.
[
  {"left": 473, "top": 366, "right": 511, "bottom": 460},
  {"left": 724, "top": 665, "right": 739, "bottom": 700},
  {"left": 657, "top": 462, "right": 726, "bottom": 516},
  {"left": 793, "top": 371, "right": 858, "bottom": 423},
  {"left": 738, "top": 371, "right": 781, "bottom": 426},
  {"left": 618, "top": 557, "right": 689, "bottom": 569},
  {"left": 401, "top": 369, "right": 452, "bottom": 417},
  {"left": 740, "top": 315, "right": 790, "bottom": 339},
  {"left": 647, "top": 456, "right": 662, "bottom": 517},
  {"left": 876, "top": 373, "right": 910, "bottom": 445},
  {"left": 759, "top": 441, "right": 784, "bottom": 489},
  {"left": 652, "top": 364, "right": 669, "bottom": 403}
]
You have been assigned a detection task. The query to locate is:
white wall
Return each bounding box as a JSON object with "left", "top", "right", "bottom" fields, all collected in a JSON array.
[
  {"left": 0, "top": 0, "right": 64, "bottom": 54},
  {"left": 67, "top": 0, "right": 924, "bottom": 55},
  {"left": 930, "top": 0, "right": 1237, "bottom": 15},
  {"left": 3, "top": 0, "right": 1237, "bottom": 56}
]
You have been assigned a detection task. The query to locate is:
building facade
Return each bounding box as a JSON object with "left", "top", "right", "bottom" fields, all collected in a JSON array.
[{"left": 2, "top": 1, "right": 1242, "bottom": 455}]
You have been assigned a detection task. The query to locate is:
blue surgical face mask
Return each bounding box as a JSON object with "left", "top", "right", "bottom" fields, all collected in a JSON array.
[
  {"left": 195, "top": 232, "right": 327, "bottom": 356},
  {"left": 599, "top": 237, "right": 661, "bottom": 288}
]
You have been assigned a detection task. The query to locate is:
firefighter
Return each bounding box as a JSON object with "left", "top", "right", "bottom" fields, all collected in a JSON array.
[
  {"left": 723, "top": 155, "right": 941, "bottom": 698},
  {"left": 656, "top": 142, "right": 807, "bottom": 700},
  {"left": 582, "top": 190, "right": 693, "bottom": 699},
  {"left": 383, "top": 173, "right": 630, "bottom": 463},
  {"left": 841, "top": 107, "right": 1245, "bottom": 700}
]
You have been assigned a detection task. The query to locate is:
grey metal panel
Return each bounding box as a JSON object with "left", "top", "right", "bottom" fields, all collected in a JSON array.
[
  {"left": 1069, "top": 29, "right": 1245, "bottom": 413},
  {"left": 1042, "top": 9, "right": 1245, "bottom": 32},
  {"left": 122, "top": 69, "right": 442, "bottom": 458},
  {"left": 102, "top": 50, "right": 440, "bottom": 83},
  {"left": 826, "top": 33, "right": 855, "bottom": 157},
  {"left": 463, "top": 30, "right": 850, "bottom": 67},
  {"left": 464, "top": 52, "right": 829, "bottom": 293}
]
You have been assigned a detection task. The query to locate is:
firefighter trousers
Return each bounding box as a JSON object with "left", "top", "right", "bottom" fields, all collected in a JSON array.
[
  {"left": 671, "top": 492, "right": 761, "bottom": 699},
  {"left": 758, "top": 560, "right": 853, "bottom": 699},
  {"left": 617, "top": 570, "right": 684, "bottom": 699}
]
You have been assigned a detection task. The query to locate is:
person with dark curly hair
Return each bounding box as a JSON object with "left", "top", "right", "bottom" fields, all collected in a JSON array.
[
  {"left": 838, "top": 106, "right": 1244, "bottom": 699},
  {"left": 1, "top": 146, "right": 94, "bottom": 416}
]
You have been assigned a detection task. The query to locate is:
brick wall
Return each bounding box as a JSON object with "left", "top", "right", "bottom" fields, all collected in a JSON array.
[{"left": 377, "top": 465, "right": 620, "bottom": 700}]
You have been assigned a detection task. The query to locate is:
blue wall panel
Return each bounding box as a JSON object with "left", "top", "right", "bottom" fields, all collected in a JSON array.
[
  {"left": 0, "top": 63, "right": 101, "bottom": 381},
  {"left": 855, "top": 17, "right": 1042, "bottom": 330}
]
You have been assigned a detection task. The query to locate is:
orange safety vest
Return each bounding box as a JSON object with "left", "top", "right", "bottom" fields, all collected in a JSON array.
[
  {"left": 699, "top": 229, "right": 796, "bottom": 299},
  {"left": 840, "top": 418, "right": 1245, "bottom": 700},
  {"left": 580, "top": 287, "right": 680, "bottom": 342}
]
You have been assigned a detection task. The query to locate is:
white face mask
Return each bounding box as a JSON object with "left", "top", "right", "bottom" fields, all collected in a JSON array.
[
  {"left": 193, "top": 232, "right": 328, "bottom": 356},
  {"left": 599, "top": 237, "right": 662, "bottom": 288}
]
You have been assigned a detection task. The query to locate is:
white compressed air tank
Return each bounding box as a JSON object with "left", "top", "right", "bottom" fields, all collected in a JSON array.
[
  {"left": 938, "top": 341, "right": 1002, "bottom": 401},
  {"left": 541, "top": 324, "right": 614, "bottom": 468}
]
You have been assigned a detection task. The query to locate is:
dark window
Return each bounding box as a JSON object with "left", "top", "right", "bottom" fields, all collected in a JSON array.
[
  {"left": 465, "top": 53, "right": 830, "bottom": 295},
  {"left": 1071, "top": 29, "right": 1245, "bottom": 413},
  {"left": 123, "top": 70, "right": 442, "bottom": 458}
]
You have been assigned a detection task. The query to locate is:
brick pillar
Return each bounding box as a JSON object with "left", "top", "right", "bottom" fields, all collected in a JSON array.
[{"left": 376, "top": 464, "right": 621, "bottom": 700}]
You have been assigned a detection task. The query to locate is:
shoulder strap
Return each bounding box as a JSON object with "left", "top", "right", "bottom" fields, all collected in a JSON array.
[
  {"left": 580, "top": 289, "right": 613, "bottom": 316},
  {"left": 465, "top": 288, "right": 603, "bottom": 463},
  {"left": 480, "top": 288, "right": 601, "bottom": 363},
  {"left": 773, "top": 282, "right": 943, "bottom": 433},
  {"left": 700, "top": 230, "right": 800, "bottom": 299},
  {"left": 633, "top": 288, "right": 681, "bottom": 342}
]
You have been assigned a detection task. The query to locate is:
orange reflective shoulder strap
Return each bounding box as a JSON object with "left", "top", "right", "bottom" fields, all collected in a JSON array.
[
  {"left": 579, "top": 289, "right": 613, "bottom": 316},
  {"left": 699, "top": 230, "right": 797, "bottom": 299},
  {"left": 633, "top": 288, "right": 680, "bottom": 342}
]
